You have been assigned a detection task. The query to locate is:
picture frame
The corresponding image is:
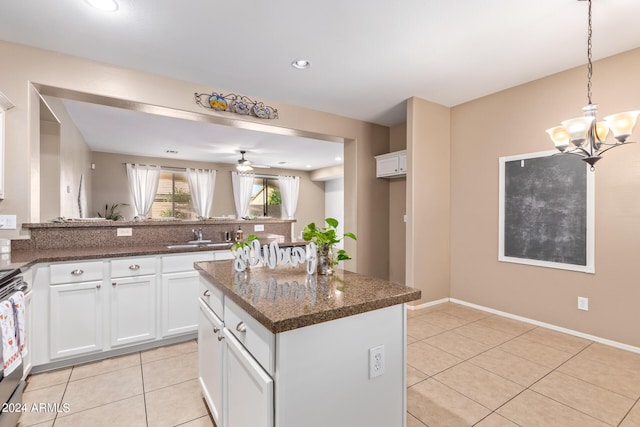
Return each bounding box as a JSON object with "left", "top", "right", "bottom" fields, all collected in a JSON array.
[{"left": 498, "top": 150, "right": 594, "bottom": 273}]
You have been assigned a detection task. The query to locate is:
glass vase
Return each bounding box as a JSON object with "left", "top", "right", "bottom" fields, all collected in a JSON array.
[{"left": 317, "top": 245, "right": 334, "bottom": 275}]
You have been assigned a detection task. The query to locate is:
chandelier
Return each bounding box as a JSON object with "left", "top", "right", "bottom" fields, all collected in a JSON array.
[{"left": 545, "top": 0, "right": 639, "bottom": 170}]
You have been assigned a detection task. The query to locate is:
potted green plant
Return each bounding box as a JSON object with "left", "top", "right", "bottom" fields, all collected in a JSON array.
[
  {"left": 230, "top": 233, "right": 258, "bottom": 252},
  {"left": 302, "top": 218, "right": 357, "bottom": 275},
  {"left": 96, "top": 203, "right": 128, "bottom": 221}
]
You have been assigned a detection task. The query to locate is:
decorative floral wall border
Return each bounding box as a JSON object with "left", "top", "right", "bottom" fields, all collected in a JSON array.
[{"left": 194, "top": 92, "right": 278, "bottom": 119}]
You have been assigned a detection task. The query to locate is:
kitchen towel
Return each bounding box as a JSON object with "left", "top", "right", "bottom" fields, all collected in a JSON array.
[
  {"left": 9, "top": 291, "right": 27, "bottom": 357},
  {"left": 0, "top": 300, "right": 20, "bottom": 376}
]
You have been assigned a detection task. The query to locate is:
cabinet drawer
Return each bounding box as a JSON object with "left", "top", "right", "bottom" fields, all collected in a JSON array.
[
  {"left": 224, "top": 297, "right": 275, "bottom": 376},
  {"left": 199, "top": 277, "right": 223, "bottom": 318},
  {"left": 50, "top": 261, "right": 103, "bottom": 284},
  {"left": 162, "top": 252, "right": 213, "bottom": 273},
  {"left": 111, "top": 257, "right": 156, "bottom": 278}
]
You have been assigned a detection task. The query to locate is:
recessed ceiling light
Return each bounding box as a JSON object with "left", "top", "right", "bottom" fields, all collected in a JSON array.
[
  {"left": 86, "top": 0, "right": 119, "bottom": 12},
  {"left": 165, "top": 150, "right": 178, "bottom": 154},
  {"left": 305, "top": 164, "right": 312, "bottom": 168},
  {"left": 291, "top": 59, "right": 311, "bottom": 70},
  {"left": 335, "top": 157, "right": 342, "bottom": 161},
  {"left": 278, "top": 161, "right": 288, "bottom": 165}
]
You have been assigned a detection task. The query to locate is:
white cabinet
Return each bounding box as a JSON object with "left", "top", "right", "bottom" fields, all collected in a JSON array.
[
  {"left": 198, "top": 298, "right": 225, "bottom": 427},
  {"left": 110, "top": 257, "right": 157, "bottom": 346},
  {"left": 224, "top": 329, "right": 274, "bottom": 427},
  {"left": 161, "top": 252, "right": 213, "bottom": 338},
  {"left": 162, "top": 271, "right": 199, "bottom": 337},
  {"left": 110, "top": 275, "right": 157, "bottom": 347},
  {"left": 49, "top": 280, "right": 103, "bottom": 359},
  {"left": 375, "top": 149, "right": 407, "bottom": 177}
]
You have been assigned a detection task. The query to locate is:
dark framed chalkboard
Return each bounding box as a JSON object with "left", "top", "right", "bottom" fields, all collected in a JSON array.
[{"left": 498, "top": 150, "right": 594, "bottom": 273}]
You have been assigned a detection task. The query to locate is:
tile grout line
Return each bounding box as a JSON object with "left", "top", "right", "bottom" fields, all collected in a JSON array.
[
  {"left": 139, "top": 351, "right": 149, "bottom": 427},
  {"left": 617, "top": 395, "right": 640, "bottom": 427}
]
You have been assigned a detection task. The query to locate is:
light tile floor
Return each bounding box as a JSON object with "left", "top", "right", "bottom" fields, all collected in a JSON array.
[
  {"left": 407, "top": 302, "right": 640, "bottom": 427},
  {"left": 18, "top": 339, "right": 214, "bottom": 427},
  {"left": 17, "top": 302, "right": 640, "bottom": 426}
]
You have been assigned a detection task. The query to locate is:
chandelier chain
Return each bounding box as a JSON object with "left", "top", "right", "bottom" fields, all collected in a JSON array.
[{"left": 586, "top": 0, "right": 593, "bottom": 105}]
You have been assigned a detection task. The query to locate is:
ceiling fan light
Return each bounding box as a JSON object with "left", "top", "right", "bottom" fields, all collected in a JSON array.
[
  {"left": 603, "top": 111, "right": 640, "bottom": 142},
  {"left": 546, "top": 126, "right": 571, "bottom": 151},
  {"left": 561, "top": 116, "right": 594, "bottom": 146},
  {"left": 236, "top": 164, "right": 253, "bottom": 172}
]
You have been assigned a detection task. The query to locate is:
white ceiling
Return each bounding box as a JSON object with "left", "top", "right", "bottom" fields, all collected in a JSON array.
[
  {"left": 56, "top": 98, "right": 344, "bottom": 171},
  {"left": 3, "top": 0, "right": 640, "bottom": 165}
]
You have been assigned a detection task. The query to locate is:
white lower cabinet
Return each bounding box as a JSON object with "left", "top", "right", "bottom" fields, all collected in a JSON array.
[
  {"left": 198, "top": 299, "right": 224, "bottom": 427},
  {"left": 162, "top": 271, "right": 200, "bottom": 337},
  {"left": 110, "top": 275, "right": 157, "bottom": 347},
  {"left": 224, "top": 328, "right": 274, "bottom": 427},
  {"left": 49, "top": 280, "right": 103, "bottom": 359}
]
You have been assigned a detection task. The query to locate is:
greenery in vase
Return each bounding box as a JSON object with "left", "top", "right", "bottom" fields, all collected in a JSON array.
[
  {"left": 230, "top": 234, "right": 258, "bottom": 252},
  {"left": 302, "top": 217, "right": 357, "bottom": 263},
  {"left": 97, "top": 203, "right": 128, "bottom": 221}
]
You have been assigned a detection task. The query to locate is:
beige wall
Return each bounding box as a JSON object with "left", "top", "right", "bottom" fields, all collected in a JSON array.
[
  {"left": 407, "top": 97, "right": 451, "bottom": 302},
  {"left": 388, "top": 123, "right": 406, "bottom": 284},
  {"left": 90, "top": 151, "right": 325, "bottom": 239},
  {"left": 41, "top": 96, "right": 94, "bottom": 219},
  {"left": 449, "top": 48, "right": 640, "bottom": 347},
  {"left": 0, "top": 40, "right": 389, "bottom": 278}
]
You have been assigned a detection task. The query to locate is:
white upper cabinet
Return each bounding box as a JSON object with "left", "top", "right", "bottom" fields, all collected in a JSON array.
[{"left": 375, "top": 150, "right": 407, "bottom": 178}]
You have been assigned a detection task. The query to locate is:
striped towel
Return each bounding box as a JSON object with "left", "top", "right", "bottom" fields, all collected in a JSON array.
[
  {"left": 0, "top": 301, "right": 20, "bottom": 376},
  {"left": 9, "top": 292, "right": 27, "bottom": 357}
]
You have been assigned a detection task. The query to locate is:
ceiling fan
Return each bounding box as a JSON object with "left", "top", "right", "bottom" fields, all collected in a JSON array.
[{"left": 236, "top": 150, "right": 270, "bottom": 171}]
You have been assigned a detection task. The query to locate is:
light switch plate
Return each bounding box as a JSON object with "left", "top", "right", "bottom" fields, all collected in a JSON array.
[
  {"left": 254, "top": 224, "right": 265, "bottom": 232},
  {"left": 117, "top": 227, "right": 133, "bottom": 237},
  {"left": 0, "top": 215, "right": 17, "bottom": 230}
]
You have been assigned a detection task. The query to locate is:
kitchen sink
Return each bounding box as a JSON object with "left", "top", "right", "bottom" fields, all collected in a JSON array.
[{"left": 166, "top": 242, "right": 231, "bottom": 249}]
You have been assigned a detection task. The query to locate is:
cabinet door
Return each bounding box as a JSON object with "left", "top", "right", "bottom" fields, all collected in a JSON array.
[
  {"left": 224, "top": 329, "right": 274, "bottom": 427},
  {"left": 110, "top": 275, "right": 157, "bottom": 347},
  {"left": 198, "top": 299, "right": 224, "bottom": 427},
  {"left": 376, "top": 155, "right": 400, "bottom": 177},
  {"left": 398, "top": 152, "right": 407, "bottom": 173},
  {"left": 50, "top": 281, "right": 103, "bottom": 359},
  {"left": 162, "top": 271, "right": 199, "bottom": 337}
]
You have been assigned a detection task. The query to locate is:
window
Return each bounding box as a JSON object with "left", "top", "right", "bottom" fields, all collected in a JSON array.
[
  {"left": 151, "top": 171, "right": 195, "bottom": 219},
  {"left": 249, "top": 177, "right": 282, "bottom": 218}
]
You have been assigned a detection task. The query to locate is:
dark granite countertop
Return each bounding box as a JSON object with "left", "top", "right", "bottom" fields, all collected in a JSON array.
[
  {"left": 2, "top": 241, "right": 308, "bottom": 271},
  {"left": 194, "top": 260, "right": 421, "bottom": 334}
]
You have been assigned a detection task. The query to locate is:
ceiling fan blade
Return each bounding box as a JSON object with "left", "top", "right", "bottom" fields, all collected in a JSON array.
[{"left": 252, "top": 164, "right": 271, "bottom": 169}]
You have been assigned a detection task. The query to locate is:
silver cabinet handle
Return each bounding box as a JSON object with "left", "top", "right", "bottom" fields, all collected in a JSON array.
[
  {"left": 236, "top": 322, "right": 246, "bottom": 333},
  {"left": 203, "top": 290, "right": 211, "bottom": 297},
  {"left": 71, "top": 269, "right": 84, "bottom": 276},
  {"left": 217, "top": 335, "right": 225, "bottom": 342},
  {"left": 96, "top": 284, "right": 101, "bottom": 289},
  {"left": 213, "top": 327, "right": 220, "bottom": 333},
  {"left": 129, "top": 264, "right": 141, "bottom": 271}
]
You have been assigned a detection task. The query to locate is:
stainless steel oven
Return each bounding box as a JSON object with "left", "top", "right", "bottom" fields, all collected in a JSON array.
[{"left": 0, "top": 269, "right": 27, "bottom": 427}]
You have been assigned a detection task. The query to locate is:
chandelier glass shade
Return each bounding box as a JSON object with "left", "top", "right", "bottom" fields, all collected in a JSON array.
[{"left": 545, "top": 0, "right": 639, "bottom": 169}]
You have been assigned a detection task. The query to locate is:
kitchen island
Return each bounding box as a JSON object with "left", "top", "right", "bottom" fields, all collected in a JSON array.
[{"left": 195, "top": 260, "right": 421, "bottom": 427}]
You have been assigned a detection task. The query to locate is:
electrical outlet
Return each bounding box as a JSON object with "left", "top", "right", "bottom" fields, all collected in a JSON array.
[
  {"left": 254, "top": 224, "right": 265, "bottom": 232},
  {"left": 368, "top": 345, "right": 384, "bottom": 379},
  {"left": 578, "top": 296, "right": 589, "bottom": 311},
  {"left": 117, "top": 227, "right": 133, "bottom": 237}
]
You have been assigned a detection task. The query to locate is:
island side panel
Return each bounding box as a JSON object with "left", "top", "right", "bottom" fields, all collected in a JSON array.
[{"left": 274, "top": 304, "right": 405, "bottom": 427}]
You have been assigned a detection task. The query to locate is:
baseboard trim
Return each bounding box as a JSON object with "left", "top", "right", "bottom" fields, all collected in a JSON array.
[
  {"left": 450, "top": 298, "right": 640, "bottom": 355},
  {"left": 407, "top": 298, "right": 450, "bottom": 311}
]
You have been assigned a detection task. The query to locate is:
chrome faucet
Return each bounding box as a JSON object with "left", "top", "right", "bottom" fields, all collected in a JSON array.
[{"left": 192, "top": 228, "right": 204, "bottom": 241}]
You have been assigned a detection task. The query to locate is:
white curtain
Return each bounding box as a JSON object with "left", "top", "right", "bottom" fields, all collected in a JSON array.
[
  {"left": 231, "top": 171, "right": 254, "bottom": 219},
  {"left": 126, "top": 163, "right": 161, "bottom": 218},
  {"left": 187, "top": 168, "right": 217, "bottom": 219},
  {"left": 278, "top": 175, "right": 300, "bottom": 219}
]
